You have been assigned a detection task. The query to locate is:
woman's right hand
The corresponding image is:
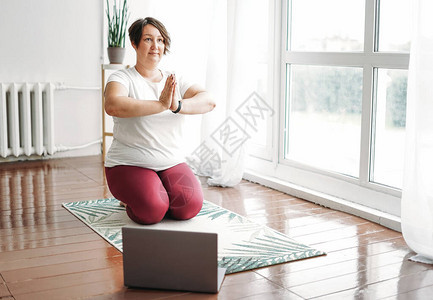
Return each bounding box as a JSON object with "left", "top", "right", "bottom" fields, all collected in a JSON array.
[{"left": 159, "top": 74, "right": 176, "bottom": 110}]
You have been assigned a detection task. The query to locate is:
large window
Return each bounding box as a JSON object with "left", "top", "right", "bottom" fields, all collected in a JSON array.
[
  {"left": 286, "top": 65, "right": 363, "bottom": 177},
  {"left": 289, "top": 0, "right": 365, "bottom": 52},
  {"left": 276, "top": 0, "right": 411, "bottom": 210}
]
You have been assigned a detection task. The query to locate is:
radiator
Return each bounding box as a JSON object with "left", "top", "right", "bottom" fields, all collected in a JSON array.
[{"left": 0, "top": 83, "right": 55, "bottom": 158}]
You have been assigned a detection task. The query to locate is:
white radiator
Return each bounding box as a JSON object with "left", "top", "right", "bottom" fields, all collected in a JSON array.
[{"left": 0, "top": 83, "right": 55, "bottom": 158}]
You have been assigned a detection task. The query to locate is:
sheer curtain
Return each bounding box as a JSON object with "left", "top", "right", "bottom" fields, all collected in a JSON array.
[
  {"left": 201, "top": 0, "right": 271, "bottom": 187},
  {"left": 130, "top": 0, "right": 271, "bottom": 187},
  {"left": 401, "top": 0, "right": 433, "bottom": 260}
]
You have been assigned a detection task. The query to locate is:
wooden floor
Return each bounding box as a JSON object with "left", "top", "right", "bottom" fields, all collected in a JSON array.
[{"left": 1, "top": 155, "right": 433, "bottom": 299}]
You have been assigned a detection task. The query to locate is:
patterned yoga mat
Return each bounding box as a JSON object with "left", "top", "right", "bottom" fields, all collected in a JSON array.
[{"left": 63, "top": 198, "right": 325, "bottom": 274}]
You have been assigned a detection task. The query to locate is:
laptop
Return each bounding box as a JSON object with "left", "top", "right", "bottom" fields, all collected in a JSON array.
[{"left": 122, "top": 226, "right": 226, "bottom": 293}]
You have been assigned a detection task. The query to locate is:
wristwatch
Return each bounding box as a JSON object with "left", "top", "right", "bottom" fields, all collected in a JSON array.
[{"left": 172, "top": 100, "right": 182, "bottom": 114}]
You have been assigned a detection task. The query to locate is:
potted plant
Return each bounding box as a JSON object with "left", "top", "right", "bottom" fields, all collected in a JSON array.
[{"left": 106, "top": 0, "right": 129, "bottom": 64}]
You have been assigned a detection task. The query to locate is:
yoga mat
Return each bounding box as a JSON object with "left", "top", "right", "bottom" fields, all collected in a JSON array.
[{"left": 63, "top": 198, "right": 325, "bottom": 274}]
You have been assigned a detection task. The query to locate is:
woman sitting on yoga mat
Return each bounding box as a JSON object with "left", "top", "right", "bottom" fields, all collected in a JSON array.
[{"left": 104, "top": 17, "right": 216, "bottom": 225}]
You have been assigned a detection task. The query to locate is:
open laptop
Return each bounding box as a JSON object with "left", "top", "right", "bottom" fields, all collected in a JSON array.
[{"left": 122, "top": 226, "right": 226, "bottom": 293}]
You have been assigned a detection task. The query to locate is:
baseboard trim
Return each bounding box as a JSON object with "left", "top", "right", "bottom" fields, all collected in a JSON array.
[{"left": 243, "top": 170, "right": 402, "bottom": 232}]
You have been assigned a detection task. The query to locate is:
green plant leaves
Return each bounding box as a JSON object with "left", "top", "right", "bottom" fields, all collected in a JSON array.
[{"left": 106, "top": 0, "right": 129, "bottom": 47}]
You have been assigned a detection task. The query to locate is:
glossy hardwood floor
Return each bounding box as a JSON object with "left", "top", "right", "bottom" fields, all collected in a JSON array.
[{"left": 1, "top": 155, "right": 432, "bottom": 299}]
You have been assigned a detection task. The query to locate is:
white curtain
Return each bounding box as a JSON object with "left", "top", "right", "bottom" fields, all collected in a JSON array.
[
  {"left": 401, "top": 0, "right": 433, "bottom": 260},
  {"left": 133, "top": 0, "right": 272, "bottom": 187},
  {"left": 200, "top": 0, "right": 271, "bottom": 187}
]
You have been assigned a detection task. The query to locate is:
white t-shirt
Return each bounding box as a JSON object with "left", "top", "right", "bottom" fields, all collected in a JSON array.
[{"left": 104, "top": 67, "right": 193, "bottom": 171}]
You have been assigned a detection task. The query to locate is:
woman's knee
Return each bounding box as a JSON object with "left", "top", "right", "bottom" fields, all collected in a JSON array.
[
  {"left": 126, "top": 201, "right": 168, "bottom": 225},
  {"left": 169, "top": 191, "right": 203, "bottom": 220},
  {"left": 158, "top": 163, "right": 204, "bottom": 220},
  {"left": 105, "top": 166, "right": 169, "bottom": 224},
  {"left": 127, "top": 185, "right": 170, "bottom": 224}
]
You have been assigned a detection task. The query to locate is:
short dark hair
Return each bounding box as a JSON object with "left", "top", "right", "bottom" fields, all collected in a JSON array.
[{"left": 128, "top": 17, "right": 171, "bottom": 54}]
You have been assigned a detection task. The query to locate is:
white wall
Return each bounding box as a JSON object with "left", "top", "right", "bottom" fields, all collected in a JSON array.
[
  {"left": 0, "top": 0, "right": 103, "bottom": 158},
  {"left": 0, "top": 0, "right": 221, "bottom": 160}
]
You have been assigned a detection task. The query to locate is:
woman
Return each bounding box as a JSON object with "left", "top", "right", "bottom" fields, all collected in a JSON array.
[{"left": 104, "top": 17, "right": 216, "bottom": 225}]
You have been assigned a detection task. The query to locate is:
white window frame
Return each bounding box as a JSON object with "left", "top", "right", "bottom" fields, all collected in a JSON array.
[{"left": 245, "top": 0, "right": 409, "bottom": 225}]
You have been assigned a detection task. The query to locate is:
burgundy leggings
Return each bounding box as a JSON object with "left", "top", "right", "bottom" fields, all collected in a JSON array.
[{"left": 105, "top": 163, "right": 203, "bottom": 225}]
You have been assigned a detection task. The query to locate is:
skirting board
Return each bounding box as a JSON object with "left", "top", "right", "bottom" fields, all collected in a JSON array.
[{"left": 243, "top": 170, "right": 402, "bottom": 232}]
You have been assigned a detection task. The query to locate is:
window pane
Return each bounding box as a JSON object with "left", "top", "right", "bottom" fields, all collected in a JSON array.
[
  {"left": 289, "top": 0, "right": 365, "bottom": 51},
  {"left": 285, "top": 65, "right": 363, "bottom": 177},
  {"left": 377, "top": 0, "right": 411, "bottom": 52},
  {"left": 371, "top": 69, "right": 407, "bottom": 188}
]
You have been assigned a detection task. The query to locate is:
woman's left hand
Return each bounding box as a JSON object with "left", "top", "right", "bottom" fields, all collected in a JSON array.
[{"left": 169, "top": 74, "right": 179, "bottom": 111}]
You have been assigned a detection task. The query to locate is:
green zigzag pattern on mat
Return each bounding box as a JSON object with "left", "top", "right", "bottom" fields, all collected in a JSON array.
[{"left": 63, "top": 198, "right": 325, "bottom": 274}]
